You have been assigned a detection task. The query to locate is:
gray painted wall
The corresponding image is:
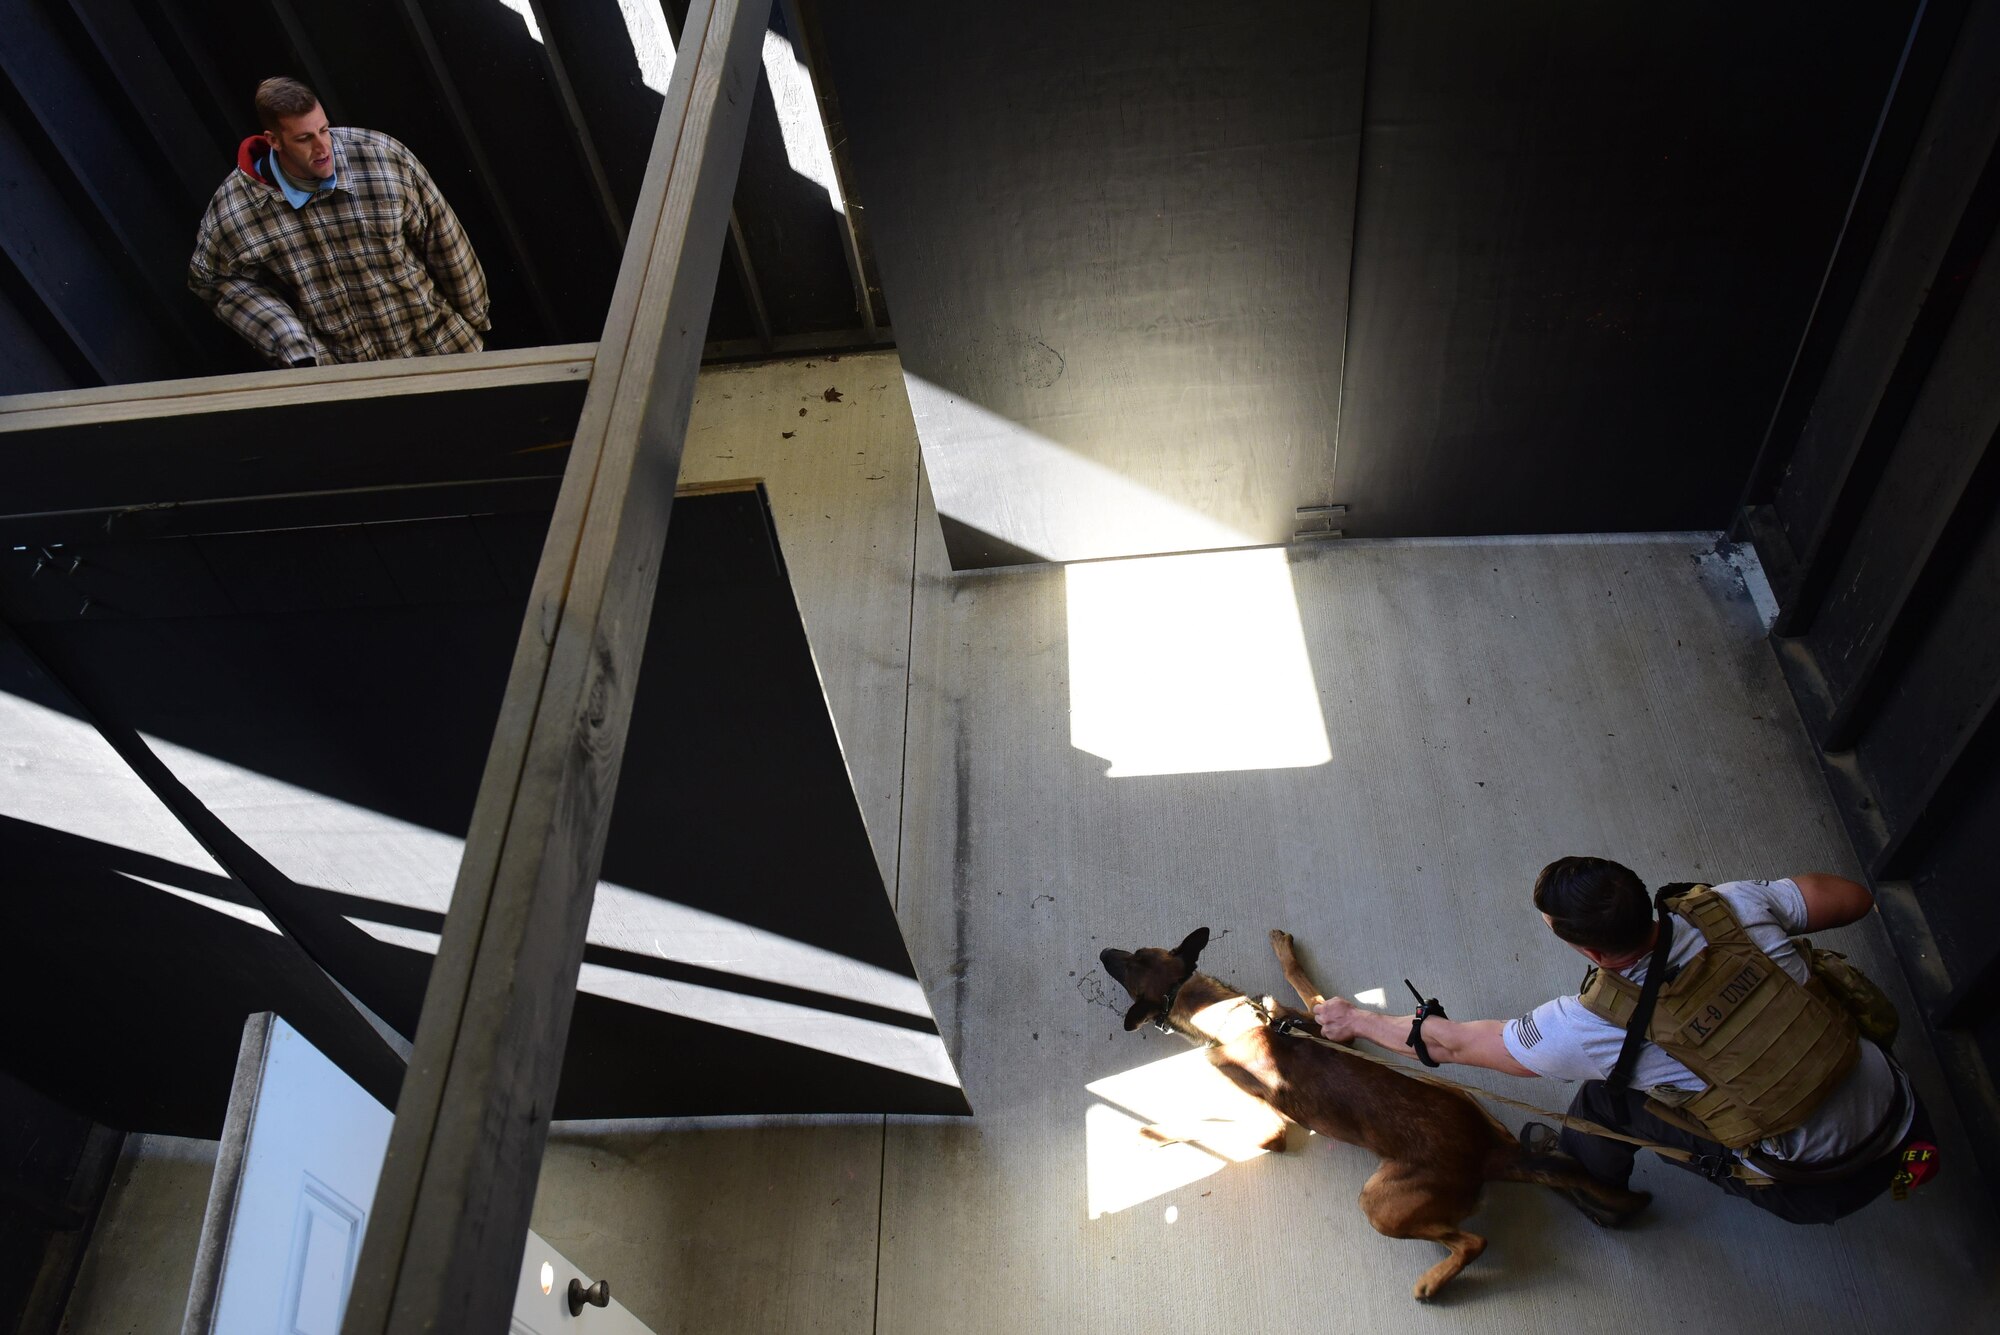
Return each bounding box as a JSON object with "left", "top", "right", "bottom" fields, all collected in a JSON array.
[{"left": 817, "top": 0, "right": 1915, "bottom": 565}]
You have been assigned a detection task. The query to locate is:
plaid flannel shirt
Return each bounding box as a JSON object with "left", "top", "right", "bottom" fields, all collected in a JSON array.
[{"left": 189, "top": 127, "right": 490, "bottom": 366}]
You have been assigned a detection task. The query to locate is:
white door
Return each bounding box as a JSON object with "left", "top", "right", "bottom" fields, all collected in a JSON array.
[{"left": 185, "top": 1013, "right": 652, "bottom": 1334}]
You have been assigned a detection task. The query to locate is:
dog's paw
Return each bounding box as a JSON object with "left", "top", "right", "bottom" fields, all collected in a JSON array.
[
  {"left": 1412, "top": 1279, "right": 1436, "bottom": 1303},
  {"left": 1269, "top": 929, "right": 1294, "bottom": 950}
]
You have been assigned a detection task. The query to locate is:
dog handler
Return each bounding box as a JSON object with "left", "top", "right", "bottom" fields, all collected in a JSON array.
[
  {"left": 189, "top": 77, "right": 489, "bottom": 368},
  {"left": 1312, "top": 857, "right": 1932, "bottom": 1225}
]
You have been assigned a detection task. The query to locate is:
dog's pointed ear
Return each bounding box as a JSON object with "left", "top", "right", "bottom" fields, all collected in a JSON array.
[
  {"left": 1123, "top": 999, "right": 1155, "bottom": 1031},
  {"left": 1173, "top": 927, "right": 1210, "bottom": 966}
]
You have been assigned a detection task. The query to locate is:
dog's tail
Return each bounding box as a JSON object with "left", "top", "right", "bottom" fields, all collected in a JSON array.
[
  {"left": 1488, "top": 1142, "right": 1643, "bottom": 1204},
  {"left": 1490, "top": 1143, "right": 1653, "bottom": 1222}
]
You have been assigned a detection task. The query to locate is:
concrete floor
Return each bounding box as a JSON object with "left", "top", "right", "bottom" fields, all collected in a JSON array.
[{"left": 63, "top": 353, "right": 1998, "bottom": 1333}]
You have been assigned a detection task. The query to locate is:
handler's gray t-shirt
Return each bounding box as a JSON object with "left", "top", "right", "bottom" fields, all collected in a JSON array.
[{"left": 1501, "top": 878, "right": 1912, "bottom": 1164}]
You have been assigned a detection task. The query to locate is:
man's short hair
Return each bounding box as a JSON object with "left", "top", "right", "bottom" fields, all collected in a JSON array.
[
  {"left": 1533, "top": 856, "right": 1653, "bottom": 954},
  {"left": 255, "top": 77, "right": 320, "bottom": 134}
]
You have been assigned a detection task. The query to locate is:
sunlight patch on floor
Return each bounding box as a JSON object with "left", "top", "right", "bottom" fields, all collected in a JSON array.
[
  {"left": 1067, "top": 547, "right": 1332, "bottom": 777},
  {"left": 1084, "top": 1047, "right": 1281, "bottom": 1220}
]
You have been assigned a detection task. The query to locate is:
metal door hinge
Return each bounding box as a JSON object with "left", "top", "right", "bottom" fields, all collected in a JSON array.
[{"left": 1294, "top": 503, "right": 1348, "bottom": 542}]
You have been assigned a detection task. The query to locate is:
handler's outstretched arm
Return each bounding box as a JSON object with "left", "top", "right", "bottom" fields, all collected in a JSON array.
[
  {"left": 1314, "top": 996, "right": 1536, "bottom": 1077},
  {"left": 1794, "top": 873, "right": 1873, "bottom": 931}
]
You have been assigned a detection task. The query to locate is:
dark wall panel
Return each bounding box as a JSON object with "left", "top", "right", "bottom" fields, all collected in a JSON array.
[
  {"left": 0, "top": 272, "right": 76, "bottom": 393},
  {"left": 1768, "top": 4, "right": 2000, "bottom": 582},
  {"left": 1334, "top": 0, "right": 1914, "bottom": 538},
  {"left": 1803, "top": 222, "right": 2000, "bottom": 728},
  {"left": 417, "top": 0, "right": 625, "bottom": 335},
  {"left": 817, "top": 0, "right": 1367, "bottom": 566},
  {"left": 66, "top": 0, "right": 221, "bottom": 209},
  {"left": 534, "top": 0, "right": 662, "bottom": 221},
  {"left": 1852, "top": 493, "right": 2000, "bottom": 848},
  {"left": 0, "top": 100, "right": 190, "bottom": 383},
  {"left": 0, "top": 0, "right": 220, "bottom": 360},
  {"left": 1910, "top": 731, "right": 2000, "bottom": 1038},
  {"left": 816, "top": 1, "right": 1910, "bottom": 565},
  {"left": 1739, "top": 0, "right": 2000, "bottom": 1197}
]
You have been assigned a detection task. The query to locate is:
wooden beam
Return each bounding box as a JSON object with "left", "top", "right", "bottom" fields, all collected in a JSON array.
[
  {"left": 0, "top": 343, "right": 594, "bottom": 424},
  {"left": 339, "top": 3, "right": 769, "bottom": 1330},
  {"left": 0, "top": 346, "right": 593, "bottom": 525},
  {"left": 180, "top": 1012, "right": 273, "bottom": 1335},
  {"left": 0, "top": 476, "right": 565, "bottom": 547}
]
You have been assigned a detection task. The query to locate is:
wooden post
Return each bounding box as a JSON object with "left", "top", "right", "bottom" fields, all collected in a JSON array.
[{"left": 339, "top": 3, "right": 770, "bottom": 1330}]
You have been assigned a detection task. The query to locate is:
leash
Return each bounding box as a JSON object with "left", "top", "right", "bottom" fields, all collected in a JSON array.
[
  {"left": 1403, "top": 979, "right": 1448, "bottom": 1068},
  {"left": 1256, "top": 1004, "right": 1774, "bottom": 1186}
]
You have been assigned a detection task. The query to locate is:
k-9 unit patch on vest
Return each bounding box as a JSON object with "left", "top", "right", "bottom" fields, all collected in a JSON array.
[
  {"left": 1577, "top": 885, "right": 1861, "bottom": 1149},
  {"left": 1675, "top": 955, "right": 1773, "bottom": 1046}
]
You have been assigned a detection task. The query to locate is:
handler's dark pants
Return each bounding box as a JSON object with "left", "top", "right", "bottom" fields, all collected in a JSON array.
[{"left": 1557, "top": 1080, "right": 1932, "bottom": 1225}]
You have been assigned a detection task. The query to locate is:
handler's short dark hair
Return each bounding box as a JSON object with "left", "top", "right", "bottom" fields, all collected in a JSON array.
[
  {"left": 255, "top": 77, "right": 320, "bottom": 133},
  {"left": 1533, "top": 856, "right": 1653, "bottom": 954}
]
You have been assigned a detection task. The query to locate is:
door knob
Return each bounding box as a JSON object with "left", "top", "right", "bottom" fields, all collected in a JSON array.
[{"left": 568, "top": 1277, "right": 611, "bottom": 1316}]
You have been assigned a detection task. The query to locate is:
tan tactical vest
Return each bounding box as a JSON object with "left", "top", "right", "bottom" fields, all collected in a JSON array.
[{"left": 1576, "top": 886, "right": 1860, "bottom": 1148}]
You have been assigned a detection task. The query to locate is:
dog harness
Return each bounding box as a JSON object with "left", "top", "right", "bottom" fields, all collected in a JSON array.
[{"left": 1576, "top": 885, "right": 1860, "bottom": 1149}]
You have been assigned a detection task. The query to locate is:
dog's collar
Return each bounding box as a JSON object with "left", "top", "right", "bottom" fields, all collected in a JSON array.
[{"left": 1150, "top": 972, "right": 1193, "bottom": 1034}]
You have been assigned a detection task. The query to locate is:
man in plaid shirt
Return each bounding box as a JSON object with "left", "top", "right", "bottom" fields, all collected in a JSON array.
[{"left": 189, "top": 77, "right": 490, "bottom": 368}]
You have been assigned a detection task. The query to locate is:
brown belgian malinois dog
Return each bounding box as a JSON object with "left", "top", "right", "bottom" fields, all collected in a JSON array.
[{"left": 1098, "top": 927, "right": 1649, "bottom": 1301}]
